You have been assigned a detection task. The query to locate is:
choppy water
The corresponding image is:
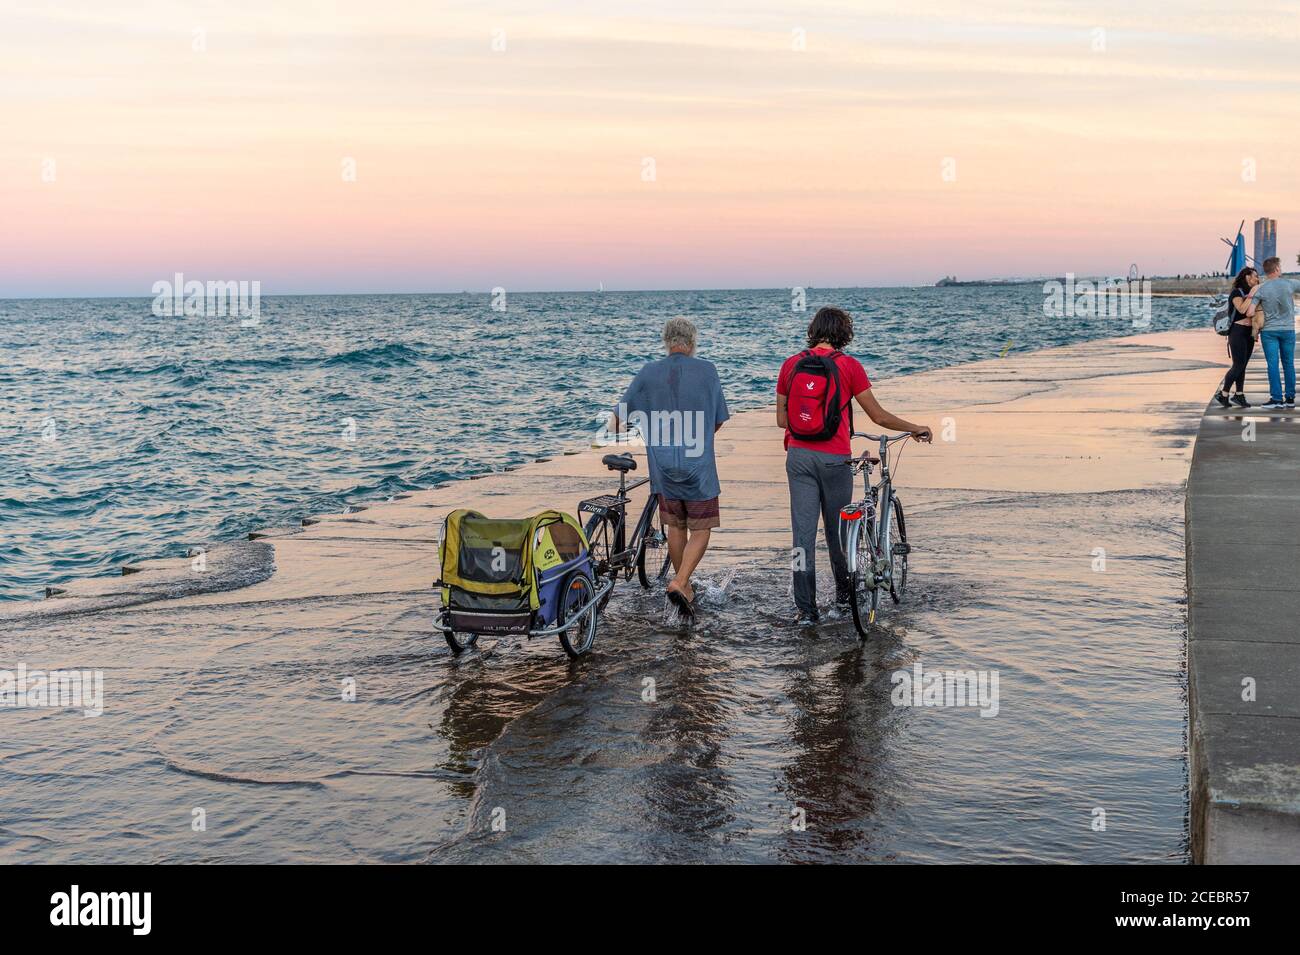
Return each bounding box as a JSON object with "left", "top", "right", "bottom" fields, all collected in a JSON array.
[{"left": 1, "top": 287, "right": 1203, "bottom": 600}]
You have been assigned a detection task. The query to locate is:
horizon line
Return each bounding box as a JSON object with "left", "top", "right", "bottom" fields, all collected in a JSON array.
[{"left": 0, "top": 274, "right": 1193, "bottom": 301}]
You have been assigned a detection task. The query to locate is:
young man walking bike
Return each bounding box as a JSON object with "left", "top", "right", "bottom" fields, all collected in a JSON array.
[{"left": 777, "top": 306, "right": 932, "bottom": 625}]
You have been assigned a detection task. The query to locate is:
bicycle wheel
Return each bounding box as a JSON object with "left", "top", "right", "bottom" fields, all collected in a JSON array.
[
  {"left": 635, "top": 498, "right": 672, "bottom": 588},
  {"left": 846, "top": 519, "right": 880, "bottom": 640},
  {"left": 889, "top": 497, "right": 908, "bottom": 604},
  {"left": 582, "top": 512, "right": 616, "bottom": 611},
  {"left": 557, "top": 569, "right": 599, "bottom": 658}
]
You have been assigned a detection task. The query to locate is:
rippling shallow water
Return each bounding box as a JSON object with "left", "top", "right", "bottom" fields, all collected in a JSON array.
[
  {"left": 1, "top": 287, "right": 1202, "bottom": 599},
  {"left": 0, "top": 483, "right": 1188, "bottom": 863}
]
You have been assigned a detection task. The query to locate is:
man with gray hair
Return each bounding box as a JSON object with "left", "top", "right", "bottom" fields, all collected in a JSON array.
[{"left": 612, "top": 317, "right": 729, "bottom": 616}]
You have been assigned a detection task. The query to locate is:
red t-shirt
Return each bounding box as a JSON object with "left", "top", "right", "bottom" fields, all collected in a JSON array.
[{"left": 776, "top": 347, "right": 871, "bottom": 455}]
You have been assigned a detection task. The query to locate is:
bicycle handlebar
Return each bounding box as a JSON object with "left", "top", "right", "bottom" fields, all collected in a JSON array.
[
  {"left": 852, "top": 431, "right": 912, "bottom": 444},
  {"left": 849, "top": 430, "right": 911, "bottom": 472}
]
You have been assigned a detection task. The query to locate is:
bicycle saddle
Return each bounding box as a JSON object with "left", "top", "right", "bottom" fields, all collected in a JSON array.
[{"left": 602, "top": 453, "right": 637, "bottom": 472}]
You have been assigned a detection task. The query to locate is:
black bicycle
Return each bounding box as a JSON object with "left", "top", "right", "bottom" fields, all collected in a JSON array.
[{"left": 579, "top": 453, "right": 672, "bottom": 606}]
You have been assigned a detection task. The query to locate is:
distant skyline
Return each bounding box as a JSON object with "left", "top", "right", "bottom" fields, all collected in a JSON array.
[
  {"left": 3, "top": 1, "right": 1298, "bottom": 297},
  {"left": 0, "top": 273, "right": 1251, "bottom": 301}
]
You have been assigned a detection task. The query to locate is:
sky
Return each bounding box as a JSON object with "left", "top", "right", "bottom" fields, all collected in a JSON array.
[{"left": 2, "top": 0, "right": 1298, "bottom": 296}]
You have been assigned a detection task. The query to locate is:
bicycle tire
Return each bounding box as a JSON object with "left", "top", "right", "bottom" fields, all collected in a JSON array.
[
  {"left": 846, "top": 519, "right": 880, "bottom": 640},
  {"left": 889, "top": 497, "right": 908, "bottom": 603},
  {"left": 557, "top": 568, "right": 599, "bottom": 658},
  {"left": 635, "top": 496, "right": 672, "bottom": 588},
  {"left": 582, "top": 512, "right": 616, "bottom": 611}
]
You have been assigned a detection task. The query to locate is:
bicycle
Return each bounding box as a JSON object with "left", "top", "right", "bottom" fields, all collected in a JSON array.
[
  {"left": 578, "top": 453, "right": 672, "bottom": 606},
  {"left": 839, "top": 431, "right": 912, "bottom": 639}
]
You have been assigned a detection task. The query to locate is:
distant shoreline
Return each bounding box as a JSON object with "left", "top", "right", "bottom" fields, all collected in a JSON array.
[
  {"left": 0, "top": 278, "right": 1255, "bottom": 300},
  {"left": 937, "top": 276, "right": 1235, "bottom": 294},
  {"left": 938, "top": 274, "right": 1300, "bottom": 297}
]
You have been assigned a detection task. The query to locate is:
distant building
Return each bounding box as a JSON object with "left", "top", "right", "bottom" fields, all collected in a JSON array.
[{"left": 1254, "top": 217, "right": 1277, "bottom": 266}]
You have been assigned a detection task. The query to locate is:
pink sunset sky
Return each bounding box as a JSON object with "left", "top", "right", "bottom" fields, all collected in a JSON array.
[{"left": 2, "top": 0, "right": 1298, "bottom": 296}]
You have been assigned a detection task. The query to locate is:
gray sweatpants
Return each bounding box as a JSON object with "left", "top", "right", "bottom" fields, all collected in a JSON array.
[{"left": 785, "top": 446, "right": 853, "bottom": 616}]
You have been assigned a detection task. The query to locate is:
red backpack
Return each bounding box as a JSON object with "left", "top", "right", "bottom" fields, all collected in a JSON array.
[{"left": 786, "top": 349, "right": 851, "bottom": 442}]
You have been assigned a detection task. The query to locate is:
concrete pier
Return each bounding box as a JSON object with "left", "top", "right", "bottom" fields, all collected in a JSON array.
[{"left": 1187, "top": 341, "right": 1300, "bottom": 864}]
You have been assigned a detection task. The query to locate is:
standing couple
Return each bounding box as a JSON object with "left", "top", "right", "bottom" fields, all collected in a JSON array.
[
  {"left": 614, "top": 307, "right": 931, "bottom": 622},
  {"left": 1217, "top": 256, "right": 1300, "bottom": 410}
]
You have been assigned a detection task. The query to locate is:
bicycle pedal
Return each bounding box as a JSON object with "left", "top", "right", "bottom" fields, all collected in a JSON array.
[{"left": 893, "top": 542, "right": 911, "bottom": 555}]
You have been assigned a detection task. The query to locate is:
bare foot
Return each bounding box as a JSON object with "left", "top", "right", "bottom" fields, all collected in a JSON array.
[{"left": 667, "top": 578, "right": 694, "bottom": 602}]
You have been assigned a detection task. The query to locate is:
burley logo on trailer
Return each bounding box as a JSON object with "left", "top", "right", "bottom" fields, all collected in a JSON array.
[{"left": 534, "top": 525, "right": 564, "bottom": 572}]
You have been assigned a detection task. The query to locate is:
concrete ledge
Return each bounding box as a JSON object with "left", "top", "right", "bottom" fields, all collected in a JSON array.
[{"left": 1188, "top": 373, "right": 1300, "bottom": 863}]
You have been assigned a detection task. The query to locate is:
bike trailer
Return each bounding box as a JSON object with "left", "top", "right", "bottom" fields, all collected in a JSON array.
[{"left": 437, "top": 509, "right": 592, "bottom": 635}]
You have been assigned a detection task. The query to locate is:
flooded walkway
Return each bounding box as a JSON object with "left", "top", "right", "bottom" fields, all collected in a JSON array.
[{"left": 0, "top": 330, "right": 1224, "bottom": 862}]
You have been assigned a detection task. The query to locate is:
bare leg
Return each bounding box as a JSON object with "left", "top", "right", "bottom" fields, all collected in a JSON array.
[
  {"left": 668, "top": 528, "right": 711, "bottom": 601},
  {"left": 666, "top": 524, "right": 687, "bottom": 576}
]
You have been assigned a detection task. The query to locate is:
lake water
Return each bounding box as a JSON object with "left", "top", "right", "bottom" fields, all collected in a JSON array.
[{"left": 0, "top": 287, "right": 1203, "bottom": 600}]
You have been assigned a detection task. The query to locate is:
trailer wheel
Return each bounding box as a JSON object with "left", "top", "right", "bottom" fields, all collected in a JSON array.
[
  {"left": 557, "top": 569, "right": 598, "bottom": 658},
  {"left": 444, "top": 629, "right": 479, "bottom": 655}
]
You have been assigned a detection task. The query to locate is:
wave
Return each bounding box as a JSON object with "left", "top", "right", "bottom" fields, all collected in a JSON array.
[
  {"left": 92, "top": 361, "right": 191, "bottom": 379},
  {"left": 200, "top": 343, "right": 425, "bottom": 374},
  {"left": 319, "top": 342, "right": 424, "bottom": 368},
  {"left": 159, "top": 755, "right": 328, "bottom": 789}
]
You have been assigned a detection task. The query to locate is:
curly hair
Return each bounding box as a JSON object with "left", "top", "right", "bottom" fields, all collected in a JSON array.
[
  {"left": 806, "top": 306, "right": 853, "bottom": 350},
  {"left": 662, "top": 316, "right": 697, "bottom": 352}
]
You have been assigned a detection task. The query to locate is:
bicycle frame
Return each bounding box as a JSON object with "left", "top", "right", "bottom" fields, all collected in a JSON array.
[
  {"left": 578, "top": 466, "right": 659, "bottom": 577},
  {"left": 840, "top": 431, "right": 908, "bottom": 625}
]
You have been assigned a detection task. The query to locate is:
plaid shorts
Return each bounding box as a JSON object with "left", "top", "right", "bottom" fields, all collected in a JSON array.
[{"left": 658, "top": 494, "right": 720, "bottom": 530}]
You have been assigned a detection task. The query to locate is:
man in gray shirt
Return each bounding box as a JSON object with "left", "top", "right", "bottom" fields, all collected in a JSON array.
[
  {"left": 1252, "top": 256, "right": 1300, "bottom": 409},
  {"left": 613, "top": 318, "right": 729, "bottom": 615}
]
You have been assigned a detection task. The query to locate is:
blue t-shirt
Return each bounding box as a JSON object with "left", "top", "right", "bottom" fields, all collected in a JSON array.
[{"left": 617, "top": 353, "right": 729, "bottom": 500}]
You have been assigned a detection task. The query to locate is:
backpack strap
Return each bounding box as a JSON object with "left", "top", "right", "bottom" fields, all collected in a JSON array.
[
  {"left": 829, "top": 350, "right": 856, "bottom": 436},
  {"left": 826, "top": 350, "right": 852, "bottom": 405}
]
